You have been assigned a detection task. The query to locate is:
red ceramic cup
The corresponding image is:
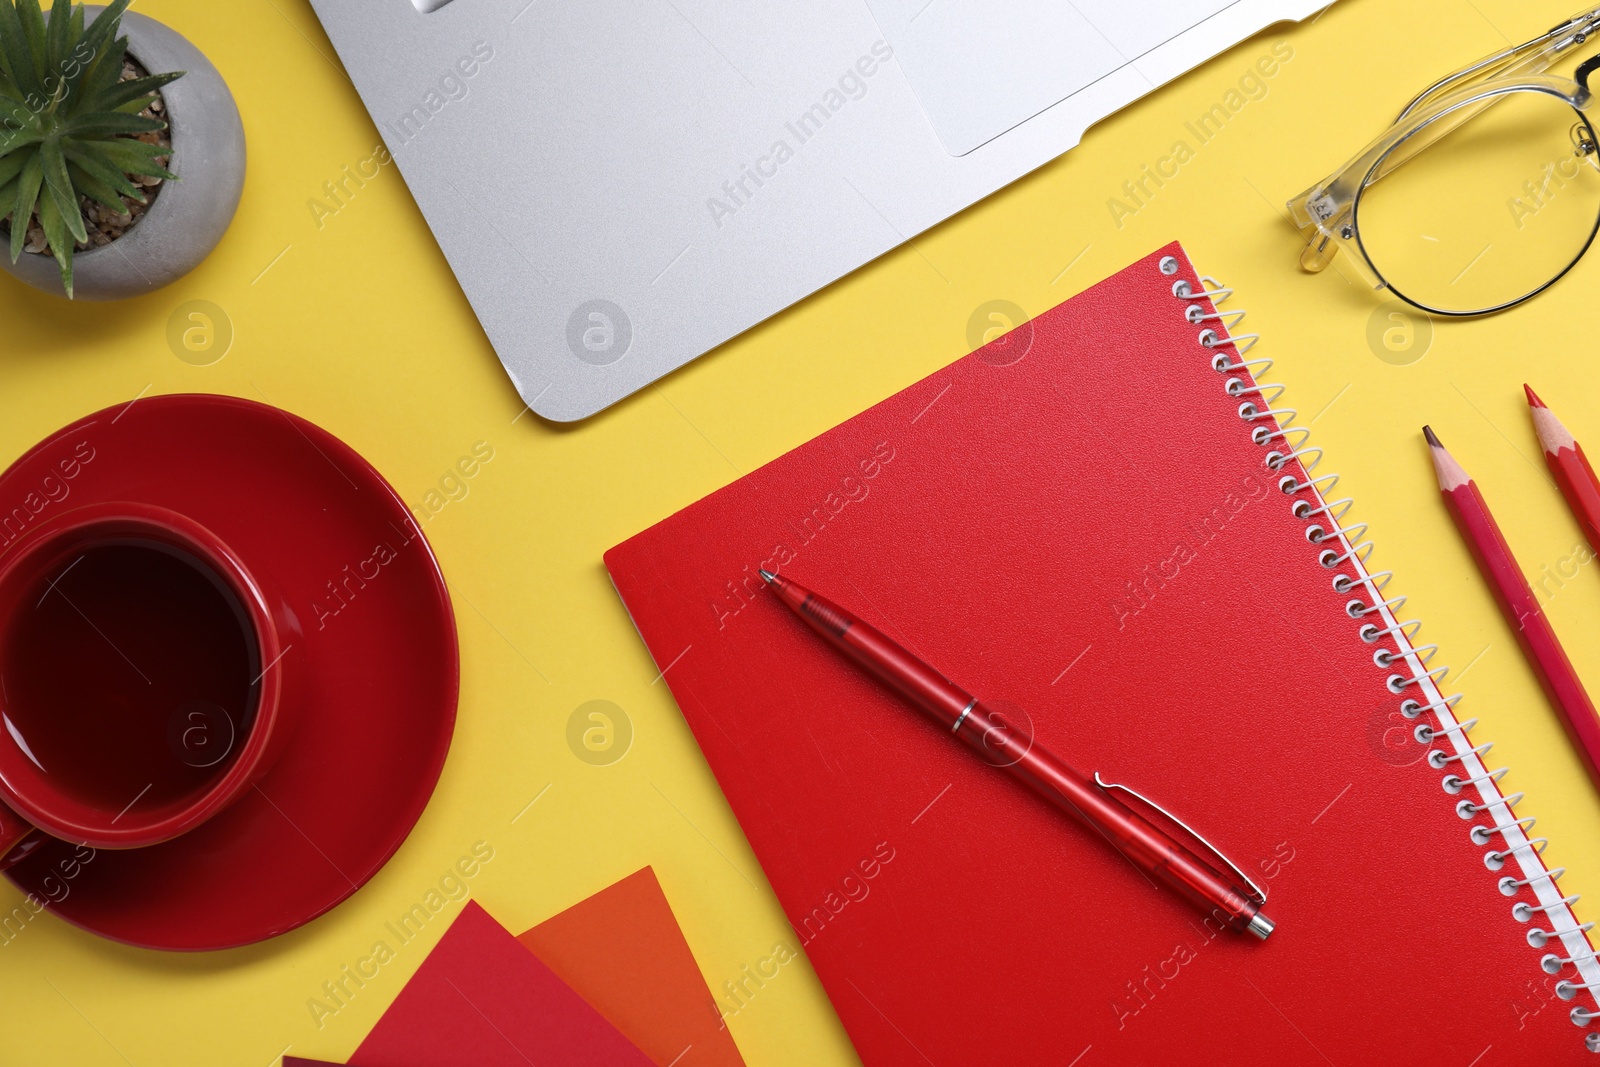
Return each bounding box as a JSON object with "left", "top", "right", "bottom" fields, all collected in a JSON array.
[{"left": 0, "top": 502, "right": 303, "bottom": 865}]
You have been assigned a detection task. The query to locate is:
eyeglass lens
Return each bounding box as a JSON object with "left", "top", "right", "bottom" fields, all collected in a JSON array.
[{"left": 1354, "top": 88, "right": 1600, "bottom": 314}]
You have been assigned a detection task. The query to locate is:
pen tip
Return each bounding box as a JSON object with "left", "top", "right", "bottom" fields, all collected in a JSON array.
[
  {"left": 1422, "top": 425, "right": 1442, "bottom": 448},
  {"left": 1524, "top": 383, "right": 1546, "bottom": 409},
  {"left": 758, "top": 569, "right": 777, "bottom": 585}
]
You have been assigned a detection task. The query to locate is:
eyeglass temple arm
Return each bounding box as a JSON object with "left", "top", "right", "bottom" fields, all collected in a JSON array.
[
  {"left": 1581, "top": 52, "right": 1600, "bottom": 92},
  {"left": 1396, "top": 9, "right": 1600, "bottom": 122}
]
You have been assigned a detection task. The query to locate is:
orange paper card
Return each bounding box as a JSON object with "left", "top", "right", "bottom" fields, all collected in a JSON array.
[{"left": 518, "top": 868, "right": 745, "bottom": 1067}]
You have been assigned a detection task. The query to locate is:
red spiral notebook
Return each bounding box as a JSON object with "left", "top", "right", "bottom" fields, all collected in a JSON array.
[{"left": 605, "top": 244, "right": 1600, "bottom": 1063}]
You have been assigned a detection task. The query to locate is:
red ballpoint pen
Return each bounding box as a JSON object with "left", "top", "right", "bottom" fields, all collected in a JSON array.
[{"left": 759, "top": 569, "right": 1275, "bottom": 939}]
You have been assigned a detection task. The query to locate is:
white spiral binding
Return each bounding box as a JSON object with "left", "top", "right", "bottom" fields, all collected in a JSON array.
[{"left": 1159, "top": 254, "right": 1600, "bottom": 1053}]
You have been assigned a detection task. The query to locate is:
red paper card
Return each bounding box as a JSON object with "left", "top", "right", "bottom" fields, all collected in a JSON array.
[
  {"left": 350, "top": 901, "right": 653, "bottom": 1067},
  {"left": 518, "top": 867, "right": 745, "bottom": 1067},
  {"left": 604, "top": 244, "right": 1595, "bottom": 1063}
]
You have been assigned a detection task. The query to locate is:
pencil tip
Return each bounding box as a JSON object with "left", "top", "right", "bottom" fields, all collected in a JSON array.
[
  {"left": 1527, "top": 388, "right": 1576, "bottom": 454},
  {"left": 1524, "top": 383, "right": 1546, "bottom": 409},
  {"left": 1423, "top": 426, "right": 1471, "bottom": 489},
  {"left": 758, "top": 569, "right": 777, "bottom": 584}
]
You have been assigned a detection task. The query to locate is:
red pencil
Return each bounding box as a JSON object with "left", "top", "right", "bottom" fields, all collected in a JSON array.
[
  {"left": 1525, "top": 384, "right": 1600, "bottom": 555},
  {"left": 1425, "top": 425, "right": 1600, "bottom": 795}
]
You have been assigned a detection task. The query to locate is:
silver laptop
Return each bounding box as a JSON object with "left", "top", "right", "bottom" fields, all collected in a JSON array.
[{"left": 309, "top": 0, "right": 1326, "bottom": 421}]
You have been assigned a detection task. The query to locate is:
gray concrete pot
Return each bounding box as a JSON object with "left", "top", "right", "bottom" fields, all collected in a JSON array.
[{"left": 0, "top": 8, "right": 246, "bottom": 300}]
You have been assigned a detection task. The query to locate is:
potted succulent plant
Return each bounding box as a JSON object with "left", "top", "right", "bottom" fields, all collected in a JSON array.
[{"left": 0, "top": 0, "right": 244, "bottom": 300}]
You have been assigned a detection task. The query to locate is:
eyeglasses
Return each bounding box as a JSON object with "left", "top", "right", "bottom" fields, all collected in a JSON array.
[{"left": 1289, "top": 7, "right": 1600, "bottom": 316}]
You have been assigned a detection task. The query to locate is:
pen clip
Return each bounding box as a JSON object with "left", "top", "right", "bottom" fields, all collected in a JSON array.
[{"left": 1093, "top": 772, "right": 1268, "bottom": 906}]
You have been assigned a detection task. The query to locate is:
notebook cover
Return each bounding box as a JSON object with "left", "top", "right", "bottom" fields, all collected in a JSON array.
[
  {"left": 604, "top": 243, "right": 1593, "bottom": 1064},
  {"left": 349, "top": 901, "right": 653, "bottom": 1067},
  {"left": 518, "top": 867, "right": 746, "bottom": 1067}
]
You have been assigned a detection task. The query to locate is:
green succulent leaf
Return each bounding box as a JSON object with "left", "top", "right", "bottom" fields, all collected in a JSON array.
[
  {"left": 0, "top": 123, "right": 42, "bottom": 155},
  {"left": 65, "top": 159, "right": 120, "bottom": 211},
  {"left": 38, "top": 135, "right": 83, "bottom": 242},
  {"left": 82, "top": 137, "right": 173, "bottom": 180},
  {"left": 0, "top": 93, "right": 33, "bottom": 130},
  {"left": 9, "top": 147, "right": 41, "bottom": 263},
  {"left": 0, "top": 63, "right": 15, "bottom": 97},
  {"left": 72, "top": 30, "right": 123, "bottom": 106},
  {"left": 62, "top": 109, "right": 162, "bottom": 138},
  {"left": 0, "top": 2, "right": 39, "bottom": 101},
  {"left": 15, "top": 1, "right": 45, "bottom": 82},
  {"left": 63, "top": 139, "right": 142, "bottom": 200},
  {"left": 44, "top": 0, "right": 69, "bottom": 78},
  {"left": 64, "top": 0, "right": 129, "bottom": 98},
  {"left": 96, "top": 70, "right": 179, "bottom": 113},
  {"left": 0, "top": 148, "right": 23, "bottom": 185},
  {"left": 35, "top": 182, "right": 72, "bottom": 296}
]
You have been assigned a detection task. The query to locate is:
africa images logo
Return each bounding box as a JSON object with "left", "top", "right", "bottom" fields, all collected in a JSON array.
[{"left": 566, "top": 300, "right": 633, "bottom": 366}]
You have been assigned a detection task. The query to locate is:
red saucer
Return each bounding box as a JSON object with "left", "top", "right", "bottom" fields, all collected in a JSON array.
[{"left": 0, "top": 395, "right": 458, "bottom": 949}]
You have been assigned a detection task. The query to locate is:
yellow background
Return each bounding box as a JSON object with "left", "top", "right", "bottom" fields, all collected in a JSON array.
[{"left": 3, "top": 0, "right": 1599, "bottom": 1062}]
